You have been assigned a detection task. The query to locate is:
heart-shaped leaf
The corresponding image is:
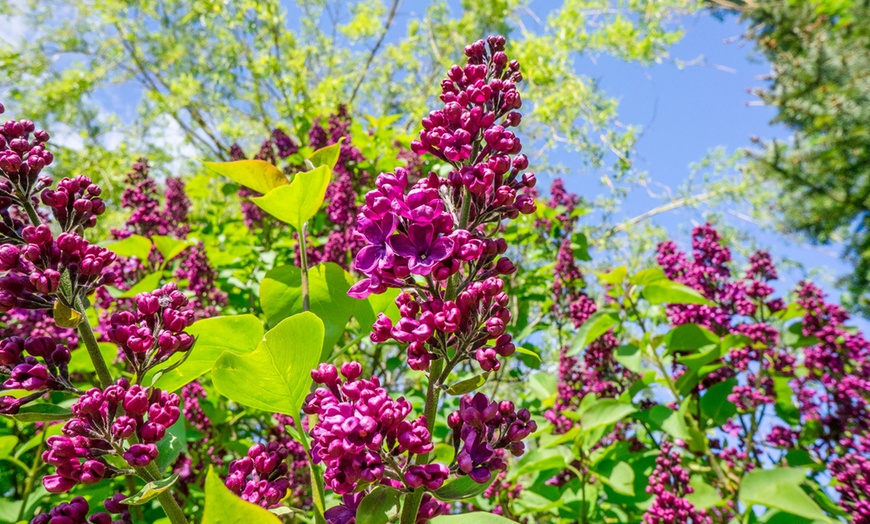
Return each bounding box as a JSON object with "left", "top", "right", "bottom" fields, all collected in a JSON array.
[
  {"left": 251, "top": 165, "right": 331, "bottom": 232},
  {"left": 212, "top": 312, "right": 323, "bottom": 416}
]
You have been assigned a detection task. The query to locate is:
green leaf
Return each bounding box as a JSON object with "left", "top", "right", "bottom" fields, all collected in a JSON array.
[
  {"left": 0, "top": 435, "right": 18, "bottom": 459},
  {"left": 739, "top": 468, "right": 832, "bottom": 523},
  {"left": 432, "top": 513, "right": 519, "bottom": 524},
  {"left": 634, "top": 406, "right": 691, "bottom": 442},
  {"left": 602, "top": 461, "right": 635, "bottom": 496},
  {"left": 53, "top": 301, "right": 83, "bottom": 328},
  {"left": 307, "top": 139, "right": 344, "bottom": 170},
  {"left": 772, "top": 376, "right": 801, "bottom": 425},
  {"left": 104, "top": 234, "right": 152, "bottom": 260},
  {"left": 666, "top": 324, "right": 720, "bottom": 354},
  {"left": 156, "top": 418, "right": 187, "bottom": 471},
  {"left": 356, "top": 485, "right": 399, "bottom": 524},
  {"left": 152, "top": 315, "right": 264, "bottom": 392},
  {"left": 152, "top": 235, "right": 194, "bottom": 263},
  {"left": 121, "top": 474, "right": 179, "bottom": 505},
  {"left": 203, "top": 159, "right": 288, "bottom": 195},
  {"left": 580, "top": 399, "right": 637, "bottom": 433},
  {"left": 119, "top": 272, "right": 164, "bottom": 298},
  {"left": 515, "top": 346, "right": 542, "bottom": 369},
  {"left": 614, "top": 344, "right": 642, "bottom": 374},
  {"left": 642, "top": 279, "right": 713, "bottom": 305},
  {"left": 8, "top": 404, "right": 74, "bottom": 423},
  {"left": 260, "top": 263, "right": 357, "bottom": 357},
  {"left": 251, "top": 165, "right": 331, "bottom": 232},
  {"left": 631, "top": 267, "right": 667, "bottom": 285},
  {"left": 445, "top": 372, "right": 489, "bottom": 396},
  {"left": 568, "top": 310, "right": 619, "bottom": 356},
  {"left": 700, "top": 378, "right": 738, "bottom": 426},
  {"left": 203, "top": 467, "right": 281, "bottom": 524},
  {"left": 212, "top": 312, "right": 323, "bottom": 416},
  {"left": 355, "top": 288, "right": 401, "bottom": 327},
  {"left": 596, "top": 266, "right": 627, "bottom": 285},
  {"left": 685, "top": 476, "right": 721, "bottom": 509},
  {"left": 783, "top": 322, "right": 821, "bottom": 348},
  {"left": 528, "top": 372, "right": 558, "bottom": 403},
  {"left": 433, "top": 475, "right": 495, "bottom": 501}
]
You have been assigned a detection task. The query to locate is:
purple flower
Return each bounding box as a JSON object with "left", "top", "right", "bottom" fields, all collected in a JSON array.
[
  {"left": 353, "top": 215, "right": 396, "bottom": 274},
  {"left": 388, "top": 223, "right": 453, "bottom": 276}
]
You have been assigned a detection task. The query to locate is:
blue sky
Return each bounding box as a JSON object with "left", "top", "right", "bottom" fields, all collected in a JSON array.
[{"left": 554, "top": 9, "right": 853, "bottom": 299}]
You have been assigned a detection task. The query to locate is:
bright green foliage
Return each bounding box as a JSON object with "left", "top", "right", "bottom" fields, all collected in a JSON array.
[
  {"left": 251, "top": 165, "right": 332, "bottom": 233},
  {"left": 211, "top": 311, "right": 324, "bottom": 417}
]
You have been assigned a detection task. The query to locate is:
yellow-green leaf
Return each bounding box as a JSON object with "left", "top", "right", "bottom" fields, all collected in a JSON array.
[
  {"left": 251, "top": 165, "right": 331, "bottom": 232},
  {"left": 202, "top": 159, "right": 288, "bottom": 195},
  {"left": 203, "top": 467, "right": 281, "bottom": 524}
]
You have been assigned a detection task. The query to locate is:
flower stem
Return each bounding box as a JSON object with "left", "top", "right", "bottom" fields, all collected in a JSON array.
[
  {"left": 16, "top": 427, "right": 47, "bottom": 522},
  {"left": 299, "top": 223, "right": 311, "bottom": 312},
  {"left": 74, "top": 296, "right": 114, "bottom": 389},
  {"left": 400, "top": 357, "right": 445, "bottom": 523},
  {"left": 295, "top": 424, "right": 327, "bottom": 524},
  {"left": 139, "top": 462, "right": 189, "bottom": 524}
]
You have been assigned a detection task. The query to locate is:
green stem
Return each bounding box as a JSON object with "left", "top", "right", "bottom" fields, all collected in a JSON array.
[
  {"left": 400, "top": 358, "right": 445, "bottom": 523},
  {"left": 16, "top": 427, "right": 47, "bottom": 521},
  {"left": 125, "top": 476, "right": 145, "bottom": 522},
  {"left": 74, "top": 296, "right": 114, "bottom": 389},
  {"left": 140, "top": 463, "right": 189, "bottom": 524},
  {"left": 299, "top": 223, "right": 311, "bottom": 312},
  {"left": 295, "top": 424, "right": 327, "bottom": 524}
]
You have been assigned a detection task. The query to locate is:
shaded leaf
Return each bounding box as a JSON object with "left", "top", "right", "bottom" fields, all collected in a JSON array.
[
  {"left": 121, "top": 474, "right": 179, "bottom": 505},
  {"left": 356, "top": 485, "right": 399, "bottom": 524}
]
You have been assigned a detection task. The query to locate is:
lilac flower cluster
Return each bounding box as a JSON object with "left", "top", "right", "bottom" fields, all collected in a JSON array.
[
  {"left": 303, "top": 362, "right": 448, "bottom": 495},
  {"left": 351, "top": 38, "right": 535, "bottom": 378},
  {"left": 41, "top": 175, "right": 106, "bottom": 232},
  {"left": 447, "top": 393, "right": 536, "bottom": 484},
  {"left": 0, "top": 336, "right": 75, "bottom": 414},
  {"left": 830, "top": 435, "right": 870, "bottom": 523},
  {"left": 30, "top": 494, "right": 131, "bottom": 524},
  {"left": 644, "top": 442, "right": 712, "bottom": 524},
  {"left": 0, "top": 107, "right": 53, "bottom": 227},
  {"left": 106, "top": 283, "right": 194, "bottom": 378},
  {"left": 225, "top": 441, "right": 293, "bottom": 508},
  {"left": 0, "top": 226, "right": 117, "bottom": 312},
  {"left": 482, "top": 465, "right": 523, "bottom": 517},
  {"left": 42, "top": 378, "right": 180, "bottom": 493},
  {"left": 324, "top": 492, "right": 448, "bottom": 524},
  {"left": 112, "top": 158, "right": 189, "bottom": 240}
]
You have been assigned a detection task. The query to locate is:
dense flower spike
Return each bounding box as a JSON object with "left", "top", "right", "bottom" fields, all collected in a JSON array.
[
  {"left": 29, "top": 495, "right": 131, "bottom": 524},
  {"left": 41, "top": 176, "right": 106, "bottom": 231},
  {"left": 0, "top": 112, "right": 53, "bottom": 235},
  {"left": 351, "top": 36, "right": 534, "bottom": 377},
  {"left": 106, "top": 283, "right": 194, "bottom": 378},
  {"left": 0, "top": 226, "right": 117, "bottom": 313},
  {"left": 0, "top": 335, "right": 78, "bottom": 413},
  {"left": 41, "top": 378, "right": 180, "bottom": 492},
  {"left": 113, "top": 159, "right": 189, "bottom": 239},
  {"left": 303, "top": 363, "right": 447, "bottom": 495},
  {"left": 225, "top": 442, "right": 292, "bottom": 508},
  {"left": 447, "top": 393, "right": 536, "bottom": 484},
  {"left": 644, "top": 443, "right": 712, "bottom": 524}
]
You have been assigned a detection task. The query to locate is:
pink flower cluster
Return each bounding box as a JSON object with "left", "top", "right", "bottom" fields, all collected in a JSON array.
[
  {"left": 0, "top": 107, "right": 54, "bottom": 218},
  {"left": 447, "top": 393, "right": 536, "bottom": 484},
  {"left": 0, "top": 336, "right": 74, "bottom": 413},
  {"left": 42, "top": 378, "right": 180, "bottom": 493},
  {"left": 225, "top": 442, "right": 293, "bottom": 508},
  {"left": 41, "top": 175, "right": 106, "bottom": 232},
  {"left": 106, "top": 283, "right": 194, "bottom": 378},
  {"left": 303, "top": 362, "right": 448, "bottom": 495},
  {"left": 643, "top": 442, "right": 712, "bottom": 524},
  {"left": 30, "top": 494, "right": 130, "bottom": 524},
  {"left": 0, "top": 226, "right": 117, "bottom": 312}
]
